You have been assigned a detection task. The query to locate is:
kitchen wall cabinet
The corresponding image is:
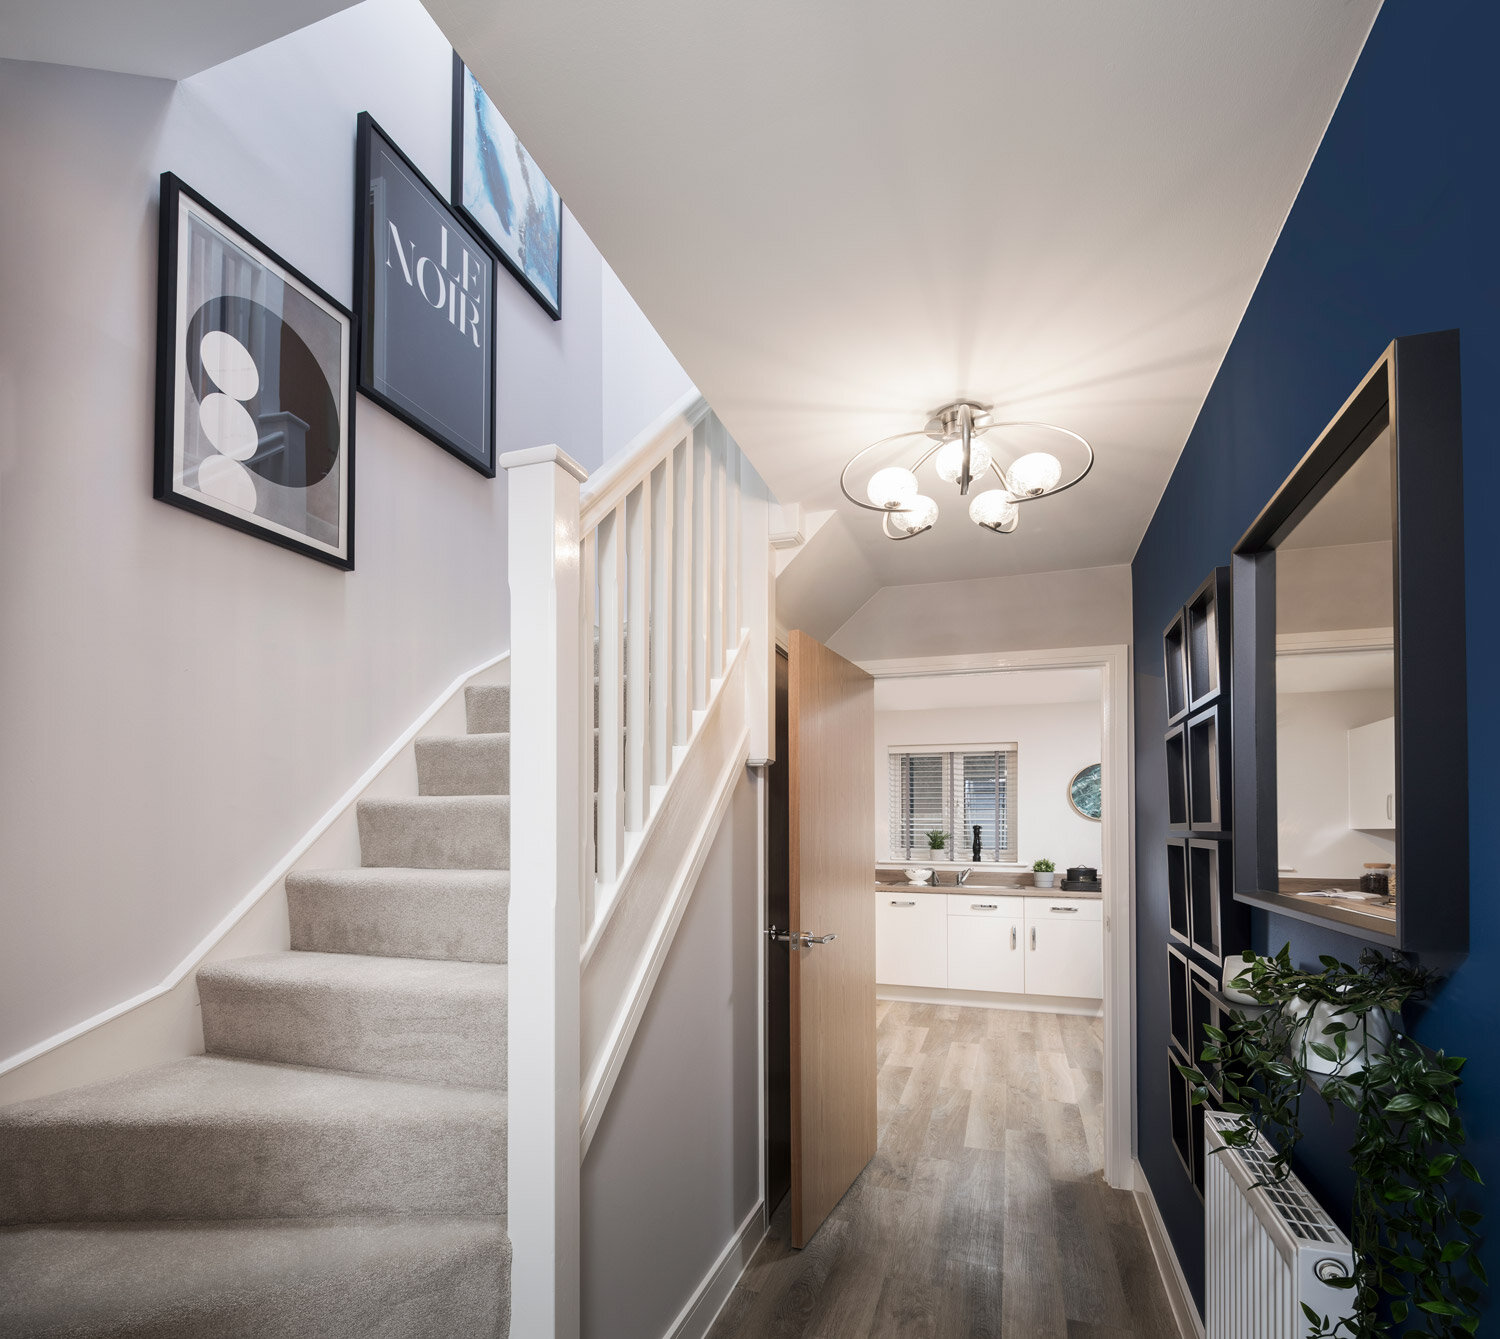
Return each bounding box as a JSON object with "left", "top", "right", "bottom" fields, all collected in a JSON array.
[
  {"left": 875, "top": 889, "right": 1102, "bottom": 999},
  {"left": 1348, "top": 716, "right": 1396, "bottom": 830}
]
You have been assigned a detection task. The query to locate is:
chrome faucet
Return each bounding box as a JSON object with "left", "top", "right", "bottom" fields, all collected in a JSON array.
[{"left": 954, "top": 868, "right": 973, "bottom": 886}]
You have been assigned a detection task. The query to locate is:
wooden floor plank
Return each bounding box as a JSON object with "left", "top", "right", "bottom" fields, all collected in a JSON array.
[{"left": 707, "top": 1007, "right": 1175, "bottom": 1339}]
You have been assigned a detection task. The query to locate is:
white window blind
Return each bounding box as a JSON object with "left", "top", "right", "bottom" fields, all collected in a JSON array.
[{"left": 888, "top": 746, "right": 1018, "bottom": 862}]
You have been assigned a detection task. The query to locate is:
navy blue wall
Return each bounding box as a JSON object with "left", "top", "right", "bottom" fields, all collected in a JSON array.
[{"left": 1132, "top": 0, "right": 1500, "bottom": 1312}]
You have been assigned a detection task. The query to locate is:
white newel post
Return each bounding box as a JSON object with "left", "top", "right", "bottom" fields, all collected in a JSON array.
[{"left": 501, "top": 445, "right": 586, "bottom": 1339}]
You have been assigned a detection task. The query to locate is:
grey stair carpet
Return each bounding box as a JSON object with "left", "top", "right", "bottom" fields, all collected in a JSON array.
[
  {"left": 287, "top": 868, "right": 508, "bottom": 963},
  {"left": 464, "top": 684, "right": 509, "bottom": 735},
  {"left": 357, "top": 795, "right": 509, "bottom": 870},
  {"left": 0, "top": 1217, "right": 511, "bottom": 1339},
  {"left": 2, "top": 677, "right": 515, "bottom": 1336}
]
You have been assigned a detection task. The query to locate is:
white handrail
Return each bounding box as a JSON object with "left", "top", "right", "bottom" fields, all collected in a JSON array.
[{"left": 580, "top": 389, "right": 709, "bottom": 533}]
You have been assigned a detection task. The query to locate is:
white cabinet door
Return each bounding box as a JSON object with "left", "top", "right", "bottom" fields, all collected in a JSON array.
[
  {"left": 947, "top": 915, "right": 1025, "bottom": 993},
  {"left": 875, "top": 892, "right": 946, "bottom": 987},
  {"left": 1025, "top": 908, "right": 1103, "bottom": 999},
  {"left": 1348, "top": 716, "right": 1396, "bottom": 830}
]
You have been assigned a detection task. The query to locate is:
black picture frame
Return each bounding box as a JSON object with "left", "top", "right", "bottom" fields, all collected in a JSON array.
[
  {"left": 1230, "top": 332, "right": 1468, "bottom": 953},
  {"left": 154, "top": 172, "right": 356, "bottom": 570},
  {"left": 451, "top": 53, "right": 564, "bottom": 321},
  {"left": 354, "top": 112, "right": 498, "bottom": 477}
]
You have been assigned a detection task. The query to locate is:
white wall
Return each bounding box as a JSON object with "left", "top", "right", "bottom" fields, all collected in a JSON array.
[
  {"left": 581, "top": 772, "right": 762, "bottom": 1339},
  {"left": 829, "top": 563, "right": 1132, "bottom": 661},
  {"left": 0, "top": 0, "right": 689, "bottom": 1067},
  {"left": 1277, "top": 688, "right": 1396, "bottom": 878},
  {"left": 876, "top": 701, "right": 1103, "bottom": 871},
  {"left": 601, "top": 260, "right": 694, "bottom": 458}
]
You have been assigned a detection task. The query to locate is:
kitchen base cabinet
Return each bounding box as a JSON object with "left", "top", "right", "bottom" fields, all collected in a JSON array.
[
  {"left": 875, "top": 891, "right": 947, "bottom": 988},
  {"left": 875, "top": 889, "right": 1103, "bottom": 1001},
  {"left": 947, "top": 915, "right": 1025, "bottom": 993},
  {"left": 1026, "top": 910, "right": 1104, "bottom": 998}
]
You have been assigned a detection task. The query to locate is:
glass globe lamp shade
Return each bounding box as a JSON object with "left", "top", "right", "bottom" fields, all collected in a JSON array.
[
  {"left": 933, "top": 437, "right": 994, "bottom": 484},
  {"left": 866, "top": 466, "right": 919, "bottom": 509},
  {"left": 968, "top": 489, "right": 1018, "bottom": 529},
  {"left": 1004, "top": 451, "right": 1063, "bottom": 496},
  {"left": 890, "top": 494, "right": 938, "bottom": 535}
]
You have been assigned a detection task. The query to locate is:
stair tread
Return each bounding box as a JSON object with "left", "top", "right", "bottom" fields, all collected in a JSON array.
[
  {"left": 199, "top": 951, "right": 507, "bottom": 997},
  {"left": 286, "top": 866, "right": 510, "bottom": 891},
  {"left": 0, "top": 1055, "right": 504, "bottom": 1128},
  {"left": 0, "top": 1058, "right": 506, "bottom": 1224},
  {"left": 0, "top": 1216, "right": 509, "bottom": 1339},
  {"left": 357, "top": 795, "right": 508, "bottom": 871}
]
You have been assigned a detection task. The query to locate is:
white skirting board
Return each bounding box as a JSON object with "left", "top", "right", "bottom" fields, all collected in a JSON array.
[
  {"left": 1133, "top": 1160, "right": 1205, "bottom": 1339},
  {"left": 877, "top": 984, "right": 1103, "bottom": 1017},
  {"left": 661, "top": 1200, "right": 767, "bottom": 1339}
]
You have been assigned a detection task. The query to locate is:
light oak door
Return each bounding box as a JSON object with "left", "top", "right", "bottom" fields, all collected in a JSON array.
[{"left": 787, "top": 630, "right": 875, "bottom": 1248}]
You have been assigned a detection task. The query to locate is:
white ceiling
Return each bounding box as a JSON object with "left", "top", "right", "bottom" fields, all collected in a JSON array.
[
  {"left": 0, "top": 0, "right": 359, "bottom": 80},
  {"left": 427, "top": 0, "right": 1379, "bottom": 589},
  {"left": 1276, "top": 649, "right": 1393, "bottom": 696},
  {"left": 874, "top": 667, "right": 1101, "bottom": 712}
]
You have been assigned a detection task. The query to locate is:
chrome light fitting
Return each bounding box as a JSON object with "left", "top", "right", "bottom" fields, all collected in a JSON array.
[{"left": 839, "top": 400, "right": 1093, "bottom": 540}]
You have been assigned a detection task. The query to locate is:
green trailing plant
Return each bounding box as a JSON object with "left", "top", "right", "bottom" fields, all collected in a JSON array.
[
  {"left": 1177, "top": 945, "right": 1484, "bottom": 1338},
  {"left": 925, "top": 830, "right": 947, "bottom": 852},
  {"left": 1032, "top": 858, "right": 1055, "bottom": 873}
]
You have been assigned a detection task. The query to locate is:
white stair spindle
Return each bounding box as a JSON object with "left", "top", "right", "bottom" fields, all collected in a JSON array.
[
  {"left": 649, "top": 456, "right": 673, "bottom": 786},
  {"left": 624, "top": 482, "right": 651, "bottom": 830},
  {"left": 596, "top": 505, "right": 626, "bottom": 883},
  {"left": 578, "top": 530, "right": 598, "bottom": 929},
  {"left": 708, "top": 423, "right": 725, "bottom": 678},
  {"left": 725, "top": 440, "right": 741, "bottom": 648},
  {"left": 691, "top": 421, "right": 711, "bottom": 711},
  {"left": 673, "top": 437, "right": 694, "bottom": 743}
]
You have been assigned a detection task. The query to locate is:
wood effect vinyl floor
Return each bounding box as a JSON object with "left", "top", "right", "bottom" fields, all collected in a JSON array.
[{"left": 707, "top": 1001, "right": 1179, "bottom": 1339}]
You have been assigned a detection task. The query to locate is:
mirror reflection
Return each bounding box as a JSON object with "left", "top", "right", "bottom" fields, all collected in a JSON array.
[{"left": 1274, "top": 427, "right": 1397, "bottom": 920}]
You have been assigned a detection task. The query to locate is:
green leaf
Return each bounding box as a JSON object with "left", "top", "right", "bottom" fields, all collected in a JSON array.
[
  {"left": 1423, "top": 1101, "right": 1450, "bottom": 1127},
  {"left": 1385, "top": 1093, "right": 1424, "bottom": 1113},
  {"left": 1441, "top": 1241, "right": 1470, "bottom": 1263}
]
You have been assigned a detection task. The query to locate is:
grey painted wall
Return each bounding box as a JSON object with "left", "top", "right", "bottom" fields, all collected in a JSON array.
[
  {"left": 0, "top": 0, "right": 687, "bottom": 1064},
  {"left": 582, "top": 772, "right": 763, "bottom": 1339}
]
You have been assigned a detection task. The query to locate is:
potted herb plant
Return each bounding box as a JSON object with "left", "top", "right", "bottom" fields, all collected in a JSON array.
[
  {"left": 1032, "top": 858, "right": 1056, "bottom": 889},
  {"left": 926, "top": 830, "right": 947, "bottom": 857},
  {"left": 1178, "top": 945, "right": 1484, "bottom": 1338}
]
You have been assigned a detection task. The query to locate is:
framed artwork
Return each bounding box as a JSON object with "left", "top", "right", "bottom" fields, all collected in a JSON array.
[
  {"left": 452, "top": 53, "right": 563, "bottom": 321},
  {"left": 154, "top": 172, "right": 355, "bottom": 569},
  {"left": 355, "top": 113, "right": 497, "bottom": 476},
  {"left": 1069, "top": 763, "right": 1102, "bottom": 821}
]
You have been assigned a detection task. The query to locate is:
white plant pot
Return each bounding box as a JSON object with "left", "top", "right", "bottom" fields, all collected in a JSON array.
[
  {"left": 1288, "top": 993, "right": 1393, "bottom": 1076},
  {"left": 1033, "top": 872, "right": 1056, "bottom": 888}
]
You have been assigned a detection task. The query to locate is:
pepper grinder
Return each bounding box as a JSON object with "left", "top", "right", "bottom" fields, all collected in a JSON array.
[{"left": 972, "top": 824, "right": 982, "bottom": 863}]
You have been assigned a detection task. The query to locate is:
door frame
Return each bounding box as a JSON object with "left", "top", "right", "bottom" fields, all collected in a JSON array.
[{"left": 853, "top": 643, "right": 1135, "bottom": 1190}]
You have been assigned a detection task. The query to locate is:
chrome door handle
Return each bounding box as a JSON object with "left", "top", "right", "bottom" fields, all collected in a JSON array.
[
  {"left": 890, "top": 900, "right": 917, "bottom": 907},
  {"left": 1050, "top": 906, "right": 1078, "bottom": 913},
  {"left": 1010, "top": 926, "right": 1017, "bottom": 950},
  {"left": 766, "top": 926, "right": 838, "bottom": 952},
  {"left": 1387, "top": 793, "right": 1393, "bottom": 820},
  {"left": 971, "top": 903, "right": 998, "bottom": 910},
  {"left": 1030, "top": 926, "right": 1037, "bottom": 949}
]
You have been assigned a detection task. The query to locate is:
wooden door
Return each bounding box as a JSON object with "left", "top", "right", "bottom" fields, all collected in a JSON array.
[{"left": 787, "top": 630, "right": 875, "bottom": 1247}]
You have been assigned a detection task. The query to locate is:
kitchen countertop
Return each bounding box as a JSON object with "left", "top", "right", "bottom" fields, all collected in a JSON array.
[{"left": 875, "top": 882, "right": 1103, "bottom": 901}]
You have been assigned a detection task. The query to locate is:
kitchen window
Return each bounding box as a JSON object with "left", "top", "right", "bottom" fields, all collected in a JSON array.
[{"left": 888, "top": 745, "right": 1019, "bottom": 863}]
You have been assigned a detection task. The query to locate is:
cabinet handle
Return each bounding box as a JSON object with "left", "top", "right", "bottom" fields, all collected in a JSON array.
[
  {"left": 1386, "top": 793, "right": 1393, "bottom": 820},
  {"left": 889, "top": 900, "right": 916, "bottom": 907},
  {"left": 1050, "top": 905, "right": 1079, "bottom": 913},
  {"left": 1010, "top": 925, "right": 1017, "bottom": 950},
  {"left": 1030, "top": 926, "right": 1037, "bottom": 950},
  {"left": 971, "top": 903, "right": 998, "bottom": 911}
]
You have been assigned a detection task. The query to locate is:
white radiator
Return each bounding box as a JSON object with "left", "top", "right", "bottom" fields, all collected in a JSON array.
[{"left": 1204, "top": 1111, "right": 1355, "bottom": 1338}]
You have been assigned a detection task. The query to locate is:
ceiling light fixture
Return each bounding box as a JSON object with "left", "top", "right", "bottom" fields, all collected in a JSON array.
[{"left": 839, "top": 401, "right": 1093, "bottom": 540}]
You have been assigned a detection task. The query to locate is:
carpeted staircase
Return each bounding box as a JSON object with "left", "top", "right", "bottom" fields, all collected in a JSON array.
[{"left": 0, "top": 684, "right": 515, "bottom": 1339}]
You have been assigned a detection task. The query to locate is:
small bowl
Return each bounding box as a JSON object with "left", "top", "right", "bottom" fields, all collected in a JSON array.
[{"left": 904, "top": 868, "right": 934, "bottom": 884}]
